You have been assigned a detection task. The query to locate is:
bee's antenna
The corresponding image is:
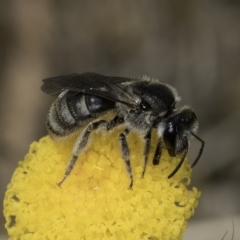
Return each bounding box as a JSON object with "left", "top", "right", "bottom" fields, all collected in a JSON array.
[
  {"left": 190, "top": 131, "right": 205, "bottom": 168},
  {"left": 168, "top": 144, "right": 188, "bottom": 179}
]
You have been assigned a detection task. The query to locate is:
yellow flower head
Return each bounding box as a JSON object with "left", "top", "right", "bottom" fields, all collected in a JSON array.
[{"left": 4, "top": 131, "right": 200, "bottom": 240}]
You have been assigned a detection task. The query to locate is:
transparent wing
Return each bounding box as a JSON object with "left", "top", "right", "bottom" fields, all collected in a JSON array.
[{"left": 41, "top": 72, "right": 139, "bottom": 107}]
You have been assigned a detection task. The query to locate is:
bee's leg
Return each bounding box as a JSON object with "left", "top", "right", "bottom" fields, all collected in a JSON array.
[
  {"left": 106, "top": 115, "right": 124, "bottom": 131},
  {"left": 57, "top": 119, "right": 107, "bottom": 187},
  {"left": 119, "top": 128, "right": 133, "bottom": 189},
  {"left": 141, "top": 130, "right": 152, "bottom": 178},
  {"left": 152, "top": 138, "right": 164, "bottom": 165}
]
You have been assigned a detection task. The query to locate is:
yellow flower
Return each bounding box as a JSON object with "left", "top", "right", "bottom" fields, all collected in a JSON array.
[{"left": 3, "top": 130, "right": 200, "bottom": 240}]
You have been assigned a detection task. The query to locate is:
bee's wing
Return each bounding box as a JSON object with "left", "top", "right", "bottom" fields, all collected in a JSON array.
[{"left": 41, "top": 72, "right": 139, "bottom": 107}]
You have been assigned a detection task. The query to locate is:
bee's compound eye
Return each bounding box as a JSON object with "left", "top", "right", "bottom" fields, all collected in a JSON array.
[{"left": 140, "top": 100, "right": 152, "bottom": 111}]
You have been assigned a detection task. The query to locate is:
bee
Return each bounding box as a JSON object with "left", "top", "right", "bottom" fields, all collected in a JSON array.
[{"left": 41, "top": 72, "right": 204, "bottom": 188}]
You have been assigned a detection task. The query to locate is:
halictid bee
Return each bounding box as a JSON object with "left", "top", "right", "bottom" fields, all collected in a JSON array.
[{"left": 41, "top": 72, "right": 204, "bottom": 188}]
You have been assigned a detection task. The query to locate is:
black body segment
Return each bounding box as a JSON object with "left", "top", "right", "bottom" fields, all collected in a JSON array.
[
  {"left": 132, "top": 81, "right": 176, "bottom": 114},
  {"left": 85, "top": 94, "right": 115, "bottom": 116}
]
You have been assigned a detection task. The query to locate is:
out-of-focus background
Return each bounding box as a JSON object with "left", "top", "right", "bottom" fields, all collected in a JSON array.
[{"left": 1, "top": 1, "right": 240, "bottom": 239}]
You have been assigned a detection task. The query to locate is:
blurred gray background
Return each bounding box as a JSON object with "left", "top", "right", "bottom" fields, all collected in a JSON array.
[{"left": 0, "top": 1, "right": 240, "bottom": 239}]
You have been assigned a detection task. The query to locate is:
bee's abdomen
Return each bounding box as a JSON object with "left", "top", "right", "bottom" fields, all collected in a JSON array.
[
  {"left": 47, "top": 92, "right": 115, "bottom": 137},
  {"left": 46, "top": 101, "right": 73, "bottom": 137}
]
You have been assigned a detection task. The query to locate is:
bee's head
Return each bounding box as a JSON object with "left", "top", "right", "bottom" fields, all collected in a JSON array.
[{"left": 158, "top": 107, "right": 199, "bottom": 156}]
